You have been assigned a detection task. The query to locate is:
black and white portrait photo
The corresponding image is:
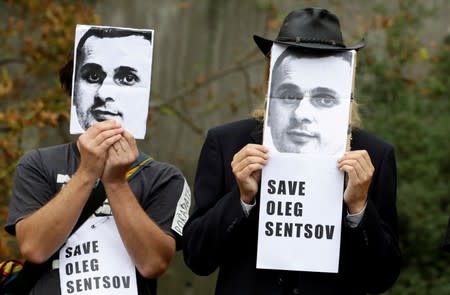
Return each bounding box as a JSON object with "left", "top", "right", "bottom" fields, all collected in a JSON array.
[
  {"left": 265, "top": 44, "right": 355, "bottom": 155},
  {"left": 70, "top": 25, "right": 154, "bottom": 139}
]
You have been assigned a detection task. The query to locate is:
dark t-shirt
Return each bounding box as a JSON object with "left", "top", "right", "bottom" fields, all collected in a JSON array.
[{"left": 5, "top": 142, "right": 190, "bottom": 295}]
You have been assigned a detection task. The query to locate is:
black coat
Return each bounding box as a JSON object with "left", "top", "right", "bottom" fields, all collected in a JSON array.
[
  {"left": 183, "top": 118, "right": 401, "bottom": 295},
  {"left": 444, "top": 217, "right": 450, "bottom": 252}
]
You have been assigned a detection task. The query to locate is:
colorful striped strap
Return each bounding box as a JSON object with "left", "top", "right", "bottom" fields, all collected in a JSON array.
[{"left": 126, "top": 152, "right": 153, "bottom": 180}]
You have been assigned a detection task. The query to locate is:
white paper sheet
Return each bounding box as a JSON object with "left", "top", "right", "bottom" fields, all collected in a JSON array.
[
  {"left": 257, "top": 44, "right": 356, "bottom": 273},
  {"left": 70, "top": 24, "right": 154, "bottom": 139},
  {"left": 59, "top": 215, "right": 138, "bottom": 295}
]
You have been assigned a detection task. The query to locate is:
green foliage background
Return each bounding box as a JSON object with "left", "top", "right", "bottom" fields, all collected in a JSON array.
[
  {"left": 355, "top": 2, "right": 450, "bottom": 294},
  {"left": 0, "top": 0, "right": 100, "bottom": 257}
]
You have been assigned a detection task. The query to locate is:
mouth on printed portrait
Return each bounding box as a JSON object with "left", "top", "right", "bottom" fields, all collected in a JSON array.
[
  {"left": 91, "top": 108, "right": 123, "bottom": 122},
  {"left": 286, "top": 129, "right": 319, "bottom": 144}
]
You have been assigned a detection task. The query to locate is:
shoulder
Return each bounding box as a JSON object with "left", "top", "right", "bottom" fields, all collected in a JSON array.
[
  {"left": 208, "top": 118, "right": 261, "bottom": 137},
  {"left": 351, "top": 129, "right": 394, "bottom": 154},
  {"left": 205, "top": 118, "right": 262, "bottom": 148},
  {"left": 351, "top": 129, "right": 395, "bottom": 166},
  {"left": 145, "top": 160, "right": 185, "bottom": 182},
  {"left": 130, "top": 159, "right": 187, "bottom": 202},
  {"left": 18, "top": 143, "right": 72, "bottom": 167}
]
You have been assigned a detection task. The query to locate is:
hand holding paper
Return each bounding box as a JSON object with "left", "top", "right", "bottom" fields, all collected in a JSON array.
[
  {"left": 103, "top": 130, "right": 139, "bottom": 184},
  {"left": 338, "top": 150, "right": 374, "bottom": 214},
  {"left": 231, "top": 144, "right": 269, "bottom": 204},
  {"left": 77, "top": 120, "right": 124, "bottom": 180}
]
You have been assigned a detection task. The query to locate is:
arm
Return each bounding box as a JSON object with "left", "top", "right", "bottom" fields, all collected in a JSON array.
[
  {"left": 102, "top": 131, "right": 176, "bottom": 279},
  {"left": 339, "top": 147, "right": 401, "bottom": 293},
  {"left": 15, "top": 121, "right": 123, "bottom": 263},
  {"left": 183, "top": 130, "right": 268, "bottom": 275},
  {"left": 15, "top": 168, "right": 95, "bottom": 263}
]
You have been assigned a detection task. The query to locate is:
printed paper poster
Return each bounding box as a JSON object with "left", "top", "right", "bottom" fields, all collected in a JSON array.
[
  {"left": 70, "top": 24, "right": 154, "bottom": 139},
  {"left": 257, "top": 44, "right": 356, "bottom": 273}
]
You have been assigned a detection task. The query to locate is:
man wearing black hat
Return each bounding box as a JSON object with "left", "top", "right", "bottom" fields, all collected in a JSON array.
[{"left": 183, "top": 7, "right": 401, "bottom": 295}]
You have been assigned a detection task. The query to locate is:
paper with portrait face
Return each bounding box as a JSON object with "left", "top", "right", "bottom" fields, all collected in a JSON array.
[
  {"left": 70, "top": 24, "right": 154, "bottom": 139},
  {"left": 257, "top": 44, "right": 356, "bottom": 273}
]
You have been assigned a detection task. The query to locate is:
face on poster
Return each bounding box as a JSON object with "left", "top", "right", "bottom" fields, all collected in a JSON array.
[
  {"left": 70, "top": 25, "right": 154, "bottom": 139},
  {"left": 265, "top": 44, "right": 354, "bottom": 155}
]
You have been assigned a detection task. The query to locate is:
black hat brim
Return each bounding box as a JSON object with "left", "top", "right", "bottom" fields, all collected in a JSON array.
[{"left": 253, "top": 35, "right": 366, "bottom": 56}]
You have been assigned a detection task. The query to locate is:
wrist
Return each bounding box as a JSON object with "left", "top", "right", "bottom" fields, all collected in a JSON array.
[
  {"left": 76, "top": 162, "right": 102, "bottom": 182},
  {"left": 240, "top": 193, "right": 256, "bottom": 204},
  {"left": 104, "top": 179, "right": 130, "bottom": 196},
  {"left": 73, "top": 169, "right": 98, "bottom": 187},
  {"left": 346, "top": 200, "right": 366, "bottom": 215}
]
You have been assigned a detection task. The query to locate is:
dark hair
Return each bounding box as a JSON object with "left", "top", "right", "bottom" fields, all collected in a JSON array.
[{"left": 59, "top": 57, "right": 73, "bottom": 96}]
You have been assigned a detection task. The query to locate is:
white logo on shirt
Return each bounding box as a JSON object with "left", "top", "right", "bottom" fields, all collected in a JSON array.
[
  {"left": 171, "top": 179, "right": 191, "bottom": 236},
  {"left": 95, "top": 200, "right": 112, "bottom": 216},
  {"left": 57, "top": 174, "right": 71, "bottom": 189}
]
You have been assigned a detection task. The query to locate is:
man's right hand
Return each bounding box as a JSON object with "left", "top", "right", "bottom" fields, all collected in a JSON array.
[
  {"left": 77, "top": 120, "right": 123, "bottom": 181},
  {"left": 231, "top": 144, "right": 269, "bottom": 204}
]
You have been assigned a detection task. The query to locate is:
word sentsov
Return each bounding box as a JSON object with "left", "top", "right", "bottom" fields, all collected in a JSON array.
[
  {"left": 264, "top": 179, "right": 336, "bottom": 240},
  {"left": 63, "top": 240, "right": 132, "bottom": 293}
]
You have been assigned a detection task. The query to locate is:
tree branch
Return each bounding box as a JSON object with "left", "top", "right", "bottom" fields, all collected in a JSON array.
[
  {"left": 150, "top": 49, "right": 263, "bottom": 109},
  {"left": 161, "top": 105, "right": 203, "bottom": 135}
]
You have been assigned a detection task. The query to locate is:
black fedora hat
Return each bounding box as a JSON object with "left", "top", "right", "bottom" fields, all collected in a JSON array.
[{"left": 254, "top": 7, "right": 366, "bottom": 55}]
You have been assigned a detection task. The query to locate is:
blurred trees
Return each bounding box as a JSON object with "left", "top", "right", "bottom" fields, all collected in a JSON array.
[
  {"left": 355, "top": 1, "right": 450, "bottom": 294},
  {"left": 0, "top": 0, "right": 99, "bottom": 258}
]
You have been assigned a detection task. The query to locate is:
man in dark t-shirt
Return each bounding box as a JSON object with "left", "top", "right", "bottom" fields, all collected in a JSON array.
[
  {"left": 5, "top": 40, "right": 191, "bottom": 293},
  {"left": 5, "top": 133, "right": 190, "bottom": 294}
]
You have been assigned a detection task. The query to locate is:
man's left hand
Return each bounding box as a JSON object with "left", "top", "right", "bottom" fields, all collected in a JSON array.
[
  {"left": 102, "top": 130, "right": 139, "bottom": 184},
  {"left": 338, "top": 150, "right": 374, "bottom": 214}
]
